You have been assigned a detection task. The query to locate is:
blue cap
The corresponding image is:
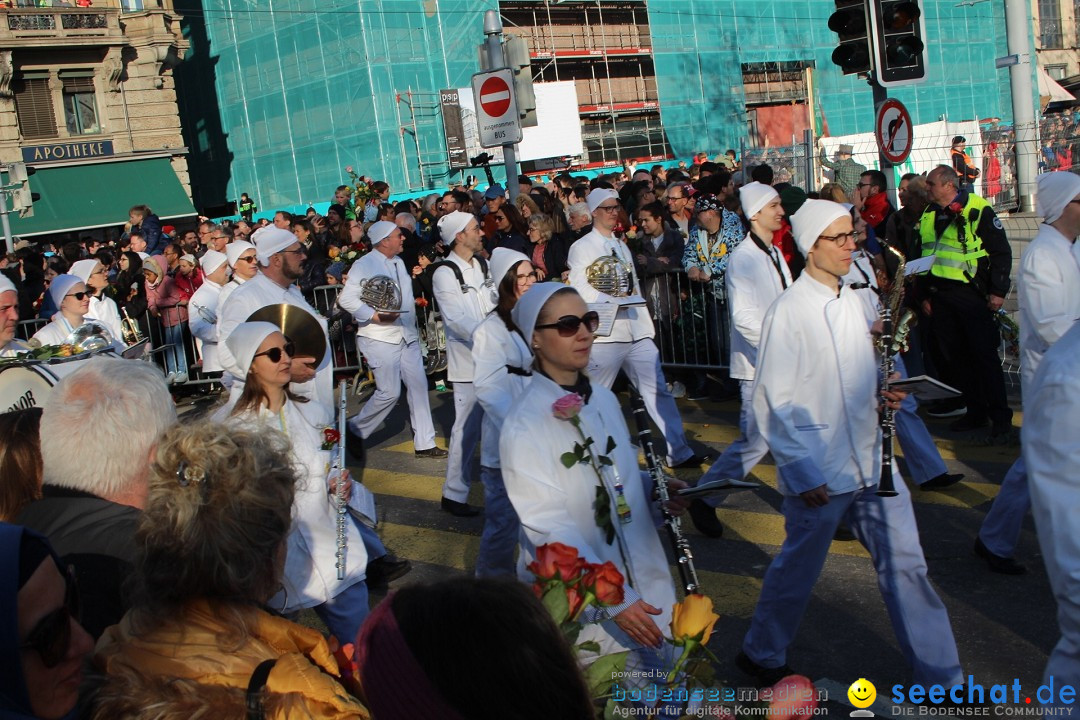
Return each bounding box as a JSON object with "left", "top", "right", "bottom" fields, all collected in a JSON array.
[{"left": 484, "top": 184, "right": 505, "bottom": 200}]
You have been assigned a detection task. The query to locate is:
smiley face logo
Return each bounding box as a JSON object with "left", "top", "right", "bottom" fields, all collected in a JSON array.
[{"left": 848, "top": 678, "right": 877, "bottom": 709}]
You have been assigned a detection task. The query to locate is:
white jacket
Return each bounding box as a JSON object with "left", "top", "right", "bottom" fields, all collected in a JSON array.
[
  {"left": 338, "top": 248, "right": 418, "bottom": 345},
  {"left": 431, "top": 252, "right": 494, "bottom": 381},
  {"left": 568, "top": 229, "right": 654, "bottom": 344},
  {"left": 727, "top": 233, "right": 793, "bottom": 381},
  {"left": 188, "top": 279, "right": 223, "bottom": 372},
  {"left": 32, "top": 315, "right": 123, "bottom": 352},
  {"left": 213, "top": 397, "right": 368, "bottom": 612},
  {"left": 472, "top": 312, "right": 533, "bottom": 468},
  {"left": 1017, "top": 223, "right": 1080, "bottom": 391},
  {"left": 752, "top": 272, "right": 880, "bottom": 496},
  {"left": 500, "top": 373, "right": 677, "bottom": 657},
  {"left": 86, "top": 295, "right": 124, "bottom": 345}
]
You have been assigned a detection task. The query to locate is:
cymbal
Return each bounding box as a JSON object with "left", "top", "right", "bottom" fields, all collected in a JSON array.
[{"left": 246, "top": 303, "right": 326, "bottom": 367}]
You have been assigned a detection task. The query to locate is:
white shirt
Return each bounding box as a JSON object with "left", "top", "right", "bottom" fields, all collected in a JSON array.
[
  {"left": 217, "top": 273, "right": 333, "bottom": 407},
  {"left": 431, "top": 252, "right": 495, "bottom": 381},
  {"left": 86, "top": 295, "right": 124, "bottom": 345},
  {"left": 338, "top": 248, "right": 418, "bottom": 345},
  {"left": 568, "top": 228, "right": 654, "bottom": 344},
  {"left": 215, "top": 275, "right": 247, "bottom": 323},
  {"left": 727, "top": 232, "right": 793, "bottom": 381},
  {"left": 472, "top": 312, "right": 533, "bottom": 468},
  {"left": 188, "top": 279, "right": 224, "bottom": 372},
  {"left": 31, "top": 315, "right": 123, "bottom": 352},
  {"left": 1017, "top": 223, "right": 1080, "bottom": 391},
  {"left": 752, "top": 272, "right": 880, "bottom": 496}
]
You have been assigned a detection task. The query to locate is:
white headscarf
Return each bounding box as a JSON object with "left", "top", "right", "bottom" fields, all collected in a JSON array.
[
  {"left": 0, "top": 273, "right": 15, "bottom": 295},
  {"left": 224, "top": 321, "right": 281, "bottom": 375},
  {"left": 200, "top": 249, "right": 228, "bottom": 275},
  {"left": 69, "top": 259, "right": 101, "bottom": 285},
  {"left": 227, "top": 240, "right": 256, "bottom": 269},
  {"left": 253, "top": 227, "right": 299, "bottom": 266},
  {"left": 1037, "top": 171, "right": 1080, "bottom": 224},
  {"left": 48, "top": 274, "right": 82, "bottom": 309},
  {"left": 368, "top": 221, "right": 397, "bottom": 245},
  {"left": 489, "top": 247, "right": 531, "bottom": 286},
  {"left": 790, "top": 200, "right": 849, "bottom": 257},
  {"left": 586, "top": 188, "right": 618, "bottom": 214}
]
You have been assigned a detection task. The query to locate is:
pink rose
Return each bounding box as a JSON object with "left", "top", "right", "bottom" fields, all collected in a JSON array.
[
  {"left": 345, "top": 165, "right": 354, "bottom": 173},
  {"left": 552, "top": 393, "right": 584, "bottom": 420},
  {"left": 768, "top": 675, "right": 819, "bottom": 716}
]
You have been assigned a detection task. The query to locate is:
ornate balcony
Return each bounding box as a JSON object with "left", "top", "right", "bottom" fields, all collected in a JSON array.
[{"left": 0, "top": 5, "right": 125, "bottom": 47}]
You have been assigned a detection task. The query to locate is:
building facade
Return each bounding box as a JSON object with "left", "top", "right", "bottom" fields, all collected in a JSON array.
[{"left": 0, "top": 0, "right": 194, "bottom": 239}]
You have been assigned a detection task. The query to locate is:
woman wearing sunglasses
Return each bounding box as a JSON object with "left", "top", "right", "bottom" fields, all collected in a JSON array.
[
  {"left": 30, "top": 274, "right": 122, "bottom": 351},
  {"left": 470, "top": 248, "right": 538, "bottom": 577},
  {"left": 69, "top": 259, "right": 124, "bottom": 345},
  {"left": 91, "top": 423, "right": 369, "bottom": 718},
  {"left": 1, "top": 523, "right": 94, "bottom": 720},
  {"left": 499, "top": 285, "right": 687, "bottom": 660},
  {"left": 213, "top": 322, "right": 372, "bottom": 657}
]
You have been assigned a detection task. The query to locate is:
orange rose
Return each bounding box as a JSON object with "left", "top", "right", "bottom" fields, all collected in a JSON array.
[
  {"left": 566, "top": 584, "right": 585, "bottom": 619},
  {"left": 581, "top": 561, "right": 625, "bottom": 606},
  {"left": 527, "top": 542, "right": 585, "bottom": 583}
]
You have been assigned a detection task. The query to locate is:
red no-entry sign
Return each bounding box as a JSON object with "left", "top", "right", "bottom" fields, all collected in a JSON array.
[
  {"left": 479, "top": 76, "right": 512, "bottom": 118},
  {"left": 471, "top": 69, "right": 522, "bottom": 148}
]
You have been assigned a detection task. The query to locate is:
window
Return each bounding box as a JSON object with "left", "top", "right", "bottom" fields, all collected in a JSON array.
[
  {"left": 120, "top": 0, "right": 144, "bottom": 11},
  {"left": 13, "top": 76, "right": 58, "bottom": 140},
  {"left": 1047, "top": 64, "right": 1068, "bottom": 80},
  {"left": 1039, "top": 0, "right": 1063, "bottom": 48},
  {"left": 61, "top": 74, "right": 100, "bottom": 135}
]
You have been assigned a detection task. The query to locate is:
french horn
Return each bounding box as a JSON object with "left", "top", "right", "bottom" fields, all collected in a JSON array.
[
  {"left": 585, "top": 255, "right": 634, "bottom": 297},
  {"left": 359, "top": 275, "right": 403, "bottom": 313}
]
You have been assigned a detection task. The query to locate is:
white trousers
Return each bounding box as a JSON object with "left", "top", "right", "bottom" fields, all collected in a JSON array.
[
  {"left": 589, "top": 339, "right": 692, "bottom": 465},
  {"left": 442, "top": 381, "right": 483, "bottom": 503},
  {"left": 349, "top": 337, "right": 436, "bottom": 451}
]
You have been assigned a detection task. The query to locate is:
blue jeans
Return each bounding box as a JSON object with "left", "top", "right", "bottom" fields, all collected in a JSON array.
[
  {"left": 162, "top": 322, "right": 187, "bottom": 377},
  {"left": 476, "top": 466, "right": 520, "bottom": 577}
]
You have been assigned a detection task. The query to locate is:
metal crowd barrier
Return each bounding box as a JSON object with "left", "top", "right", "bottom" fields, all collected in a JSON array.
[{"left": 644, "top": 269, "right": 731, "bottom": 371}]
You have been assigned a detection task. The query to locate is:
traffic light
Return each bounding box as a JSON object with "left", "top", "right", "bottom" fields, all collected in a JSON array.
[
  {"left": 869, "top": 0, "right": 928, "bottom": 86},
  {"left": 829, "top": 0, "right": 872, "bottom": 75},
  {"left": 503, "top": 33, "right": 537, "bottom": 128},
  {"left": 8, "top": 162, "right": 39, "bottom": 218}
]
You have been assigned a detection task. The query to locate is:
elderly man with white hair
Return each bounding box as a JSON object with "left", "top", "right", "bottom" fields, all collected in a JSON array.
[
  {"left": 0, "top": 274, "right": 27, "bottom": 357},
  {"left": 735, "top": 199, "right": 963, "bottom": 690},
  {"left": 187, "top": 249, "right": 230, "bottom": 374},
  {"left": 975, "top": 171, "right": 1080, "bottom": 576},
  {"left": 338, "top": 221, "right": 444, "bottom": 458},
  {"left": 16, "top": 357, "right": 177, "bottom": 639},
  {"left": 432, "top": 210, "right": 494, "bottom": 517},
  {"left": 567, "top": 188, "right": 702, "bottom": 469}
]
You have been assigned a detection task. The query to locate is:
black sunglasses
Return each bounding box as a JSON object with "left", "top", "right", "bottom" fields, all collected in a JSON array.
[
  {"left": 20, "top": 566, "right": 80, "bottom": 669},
  {"left": 254, "top": 341, "right": 295, "bottom": 363},
  {"left": 65, "top": 291, "right": 91, "bottom": 301},
  {"left": 535, "top": 311, "right": 600, "bottom": 337}
]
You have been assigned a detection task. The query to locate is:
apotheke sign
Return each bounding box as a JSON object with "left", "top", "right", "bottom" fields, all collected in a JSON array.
[{"left": 22, "top": 140, "right": 115, "bottom": 163}]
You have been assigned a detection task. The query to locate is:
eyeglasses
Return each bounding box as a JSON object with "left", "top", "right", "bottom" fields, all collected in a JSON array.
[
  {"left": 237, "top": 254, "right": 257, "bottom": 263},
  {"left": 66, "top": 291, "right": 91, "bottom": 301},
  {"left": 516, "top": 270, "right": 539, "bottom": 283},
  {"left": 595, "top": 204, "right": 620, "bottom": 213},
  {"left": 666, "top": 195, "right": 685, "bottom": 201},
  {"left": 254, "top": 341, "right": 295, "bottom": 363},
  {"left": 212, "top": 236, "right": 229, "bottom": 242},
  {"left": 818, "top": 232, "right": 858, "bottom": 247},
  {"left": 535, "top": 311, "right": 600, "bottom": 337},
  {"left": 20, "top": 567, "right": 80, "bottom": 669},
  {"left": 857, "top": 182, "right": 873, "bottom": 188},
  {"left": 279, "top": 247, "right": 307, "bottom": 256}
]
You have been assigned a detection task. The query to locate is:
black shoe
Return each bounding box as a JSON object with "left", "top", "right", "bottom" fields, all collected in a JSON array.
[
  {"left": 974, "top": 537, "right": 1027, "bottom": 575},
  {"left": 950, "top": 415, "right": 989, "bottom": 432},
  {"left": 926, "top": 401, "right": 968, "bottom": 418},
  {"left": 687, "top": 388, "right": 710, "bottom": 401},
  {"left": 735, "top": 650, "right": 795, "bottom": 689},
  {"left": 985, "top": 425, "right": 1015, "bottom": 446},
  {"left": 344, "top": 422, "right": 366, "bottom": 463},
  {"left": 366, "top": 555, "right": 412, "bottom": 586},
  {"left": 441, "top": 497, "right": 481, "bottom": 517},
  {"left": 415, "top": 446, "right": 449, "bottom": 458},
  {"left": 688, "top": 499, "right": 724, "bottom": 538},
  {"left": 920, "top": 472, "right": 965, "bottom": 491},
  {"left": 833, "top": 524, "right": 857, "bottom": 541},
  {"left": 671, "top": 453, "right": 713, "bottom": 469}
]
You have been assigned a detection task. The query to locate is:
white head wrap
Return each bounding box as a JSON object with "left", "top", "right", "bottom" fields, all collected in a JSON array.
[
  {"left": 489, "top": 247, "right": 531, "bottom": 286},
  {"left": 48, "top": 274, "right": 82, "bottom": 309},
  {"left": 586, "top": 188, "right": 619, "bottom": 214},
  {"left": 200, "top": 249, "right": 228, "bottom": 274},
  {"left": 225, "top": 321, "right": 281, "bottom": 375},
  {"left": 69, "top": 259, "right": 100, "bottom": 285},
  {"left": 790, "top": 200, "right": 849, "bottom": 257},
  {"left": 254, "top": 227, "right": 299, "bottom": 266},
  {"left": 368, "top": 221, "right": 397, "bottom": 245},
  {"left": 0, "top": 273, "right": 15, "bottom": 295},
  {"left": 739, "top": 182, "right": 779, "bottom": 221},
  {"left": 437, "top": 211, "right": 474, "bottom": 245},
  {"left": 226, "top": 240, "right": 255, "bottom": 268},
  {"left": 511, "top": 282, "right": 575, "bottom": 343},
  {"left": 180, "top": 254, "right": 197, "bottom": 265},
  {"left": 1037, "top": 171, "right": 1080, "bottom": 224}
]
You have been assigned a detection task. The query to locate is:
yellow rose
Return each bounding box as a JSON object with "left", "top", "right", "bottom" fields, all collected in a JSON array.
[
  {"left": 670, "top": 593, "right": 719, "bottom": 645},
  {"left": 328, "top": 246, "right": 340, "bottom": 259}
]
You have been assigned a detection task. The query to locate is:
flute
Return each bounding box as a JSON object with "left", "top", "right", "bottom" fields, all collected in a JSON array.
[
  {"left": 628, "top": 384, "right": 701, "bottom": 596},
  {"left": 335, "top": 380, "right": 348, "bottom": 580}
]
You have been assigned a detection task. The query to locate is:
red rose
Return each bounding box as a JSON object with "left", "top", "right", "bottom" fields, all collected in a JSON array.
[
  {"left": 415, "top": 297, "right": 429, "bottom": 308},
  {"left": 566, "top": 584, "right": 585, "bottom": 618},
  {"left": 323, "top": 428, "right": 341, "bottom": 445},
  {"left": 527, "top": 542, "right": 585, "bottom": 583},
  {"left": 581, "top": 561, "right": 625, "bottom": 606},
  {"left": 768, "top": 675, "right": 819, "bottom": 716}
]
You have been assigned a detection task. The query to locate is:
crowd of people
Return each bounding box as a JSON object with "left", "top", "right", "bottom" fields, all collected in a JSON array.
[{"left": 1, "top": 146, "right": 1078, "bottom": 718}]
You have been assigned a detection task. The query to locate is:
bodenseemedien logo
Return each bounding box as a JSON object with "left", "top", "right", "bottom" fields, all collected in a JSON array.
[{"left": 888, "top": 676, "right": 1076, "bottom": 716}]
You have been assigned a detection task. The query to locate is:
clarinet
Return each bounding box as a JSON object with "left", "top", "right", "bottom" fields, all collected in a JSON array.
[
  {"left": 335, "top": 380, "right": 349, "bottom": 579},
  {"left": 628, "top": 384, "right": 701, "bottom": 596},
  {"left": 875, "top": 246, "right": 910, "bottom": 499}
]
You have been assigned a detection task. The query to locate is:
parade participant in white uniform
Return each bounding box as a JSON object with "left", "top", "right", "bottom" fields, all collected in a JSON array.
[
  {"left": 217, "top": 228, "right": 333, "bottom": 406},
  {"left": 736, "top": 200, "right": 963, "bottom": 689},
  {"left": 1025, "top": 322, "right": 1080, "bottom": 701},
  {"left": 432, "top": 211, "right": 494, "bottom": 517},
  {"left": 215, "top": 240, "right": 256, "bottom": 316},
  {"left": 501, "top": 285, "right": 680, "bottom": 658},
  {"left": 187, "top": 249, "right": 229, "bottom": 374},
  {"left": 0, "top": 274, "right": 27, "bottom": 357},
  {"left": 31, "top": 275, "right": 121, "bottom": 349},
  {"left": 567, "top": 188, "right": 701, "bottom": 468},
  {"left": 471, "top": 247, "right": 537, "bottom": 576},
  {"left": 70, "top": 259, "right": 123, "bottom": 343},
  {"left": 338, "top": 221, "right": 443, "bottom": 458},
  {"left": 214, "top": 322, "right": 370, "bottom": 649},
  {"left": 978, "top": 171, "right": 1080, "bottom": 575},
  {"left": 689, "top": 183, "right": 791, "bottom": 537}
]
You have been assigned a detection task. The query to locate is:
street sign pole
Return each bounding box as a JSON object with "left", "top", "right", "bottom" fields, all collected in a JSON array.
[
  {"left": 871, "top": 76, "right": 898, "bottom": 208},
  {"left": 483, "top": 10, "right": 519, "bottom": 201}
]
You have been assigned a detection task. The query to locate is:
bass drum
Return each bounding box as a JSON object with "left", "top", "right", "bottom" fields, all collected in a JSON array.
[{"left": 0, "top": 350, "right": 119, "bottom": 414}]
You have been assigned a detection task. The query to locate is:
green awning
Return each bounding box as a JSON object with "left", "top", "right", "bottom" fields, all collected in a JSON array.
[{"left": 4, "top": 157, "right": 195, "bottom": 238}]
